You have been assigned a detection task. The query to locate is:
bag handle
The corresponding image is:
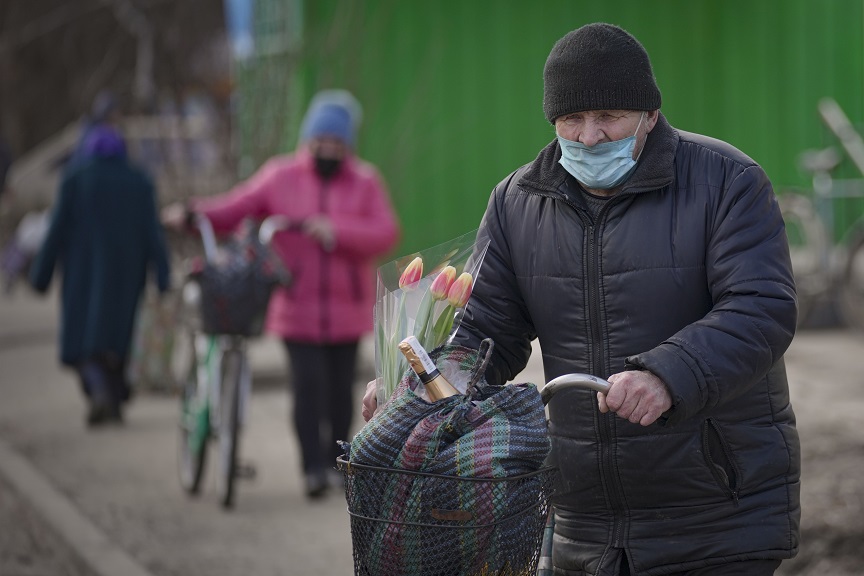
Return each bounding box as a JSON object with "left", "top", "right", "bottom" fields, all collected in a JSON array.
[{"left": 466, "top": 338, "right": 495, "bottom": 395}]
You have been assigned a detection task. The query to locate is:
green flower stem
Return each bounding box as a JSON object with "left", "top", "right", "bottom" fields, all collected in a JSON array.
[
  {"left": 431, "top": 304, "right": 456, "bottom": 348},
  {"left": 412, "top": 290, "right": 436, "bottom": 350}
]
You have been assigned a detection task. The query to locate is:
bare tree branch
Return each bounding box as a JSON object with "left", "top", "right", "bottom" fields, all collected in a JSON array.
[
  {"left": 103, "top": 0, "right": 155, "bottom": 109},
  {"left": 0, "top": 1, "right": 104, "bottom": 53}
]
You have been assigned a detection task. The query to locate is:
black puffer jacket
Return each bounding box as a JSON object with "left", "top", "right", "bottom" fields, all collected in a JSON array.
[{"left": 455, "top": 114, "right": 800, "bottom": 575}]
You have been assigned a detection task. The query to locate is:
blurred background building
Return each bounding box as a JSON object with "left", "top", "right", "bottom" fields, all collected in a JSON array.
[{"left": 1, "top": 0, "right": 862, "bottom": 255}]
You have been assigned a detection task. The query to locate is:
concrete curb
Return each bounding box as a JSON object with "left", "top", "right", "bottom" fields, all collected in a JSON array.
[{"left": 0, "top": 438, "right": 157, "bottom": 576}]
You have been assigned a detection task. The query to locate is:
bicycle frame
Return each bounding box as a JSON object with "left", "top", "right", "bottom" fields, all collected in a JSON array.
[
  {"left": 779, "top": 97, "right": 864, "bottom": 328},
  {"left": 176, "top": 213, "right": 292, "bottom": 507},
  {"left": 190, "top": 334, "right": 251, "bottom": 439}
]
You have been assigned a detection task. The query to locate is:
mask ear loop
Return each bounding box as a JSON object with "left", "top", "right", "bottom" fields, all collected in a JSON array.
[{"left": 632, "top": 111, "right": 647, "bottom": 162}]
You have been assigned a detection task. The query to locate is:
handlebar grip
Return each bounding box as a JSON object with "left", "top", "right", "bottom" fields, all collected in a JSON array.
[
  {"left": 541, "top": 373, "right": 611, "bottom": 406},
  {"left": 258, "top": 215, "right": 295, "bottom": 245},
  {"left": 193, "top": 213, "right": 218, "bottom": 263}
]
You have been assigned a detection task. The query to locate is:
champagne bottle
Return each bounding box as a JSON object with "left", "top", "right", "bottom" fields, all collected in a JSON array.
[{"left": 398, "top": 336, "right": 460, "bottom": 401}]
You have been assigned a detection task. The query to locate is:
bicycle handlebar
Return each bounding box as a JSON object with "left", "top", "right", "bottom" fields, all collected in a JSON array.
[
  {"left": 818, "top": 97, "right": 864, "bottom": 177},
  {"left": 258, "top": 215, "right": 296, "bottom": 245},
  {"left": 541, "top": 373, "right": 610, "bottom": 406},
  {"left": 192, "top": 213, "right": 299, "bottom": 264},
  {"left": 193, "top": 213, "right": 219, "bottom": 263}
]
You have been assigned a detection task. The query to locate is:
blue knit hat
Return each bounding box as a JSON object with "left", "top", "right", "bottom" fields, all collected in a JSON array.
[
  {"left": 299, "top": 90, "right": 362, "bottom": 147},
  {"left": 301, "top": 103, "right": 354, "bottom": 145}
]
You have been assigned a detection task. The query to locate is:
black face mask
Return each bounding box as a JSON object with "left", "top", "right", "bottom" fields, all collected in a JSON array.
[{"left": 314, "top": 157, "right": 342, "bottom": 179}]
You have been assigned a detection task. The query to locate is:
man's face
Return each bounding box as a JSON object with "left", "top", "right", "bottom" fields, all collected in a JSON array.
[
  {"left": 308, "top": 136, "right": 348, "bottom": 160},
  {"left": 554, "top": 109, "right": 658, "bottom": 159}
]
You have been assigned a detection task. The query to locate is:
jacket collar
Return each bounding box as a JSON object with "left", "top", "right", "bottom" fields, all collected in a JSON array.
[
  {"left": 297, "top": 146, "right": 357, "bottom": 171},
  {"left": 518, "top": 112, "right": 678, "bottom": 197}
]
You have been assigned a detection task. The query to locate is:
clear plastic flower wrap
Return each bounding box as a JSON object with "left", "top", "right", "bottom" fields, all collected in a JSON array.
[{"left": 374, "top": 229, "right": 490, "bottom": 406}]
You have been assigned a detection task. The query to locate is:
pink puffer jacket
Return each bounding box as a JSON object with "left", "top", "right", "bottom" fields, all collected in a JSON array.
[{"left": 193, "top": 148, "right": 399, "bottom": 343}]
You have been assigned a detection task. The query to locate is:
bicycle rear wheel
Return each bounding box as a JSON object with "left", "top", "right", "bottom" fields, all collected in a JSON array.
[
  {"left": 177, "top": 329, "right": 208, "bottom": 494},
  {"left": 778, "top": 192, "right": 829, "bottom": 324},
  {"left": 217, "top": 347, "right": 243, "bottom": 509},
  {"left": 840, "top": 231, "right": 864, "bottom": 331}
]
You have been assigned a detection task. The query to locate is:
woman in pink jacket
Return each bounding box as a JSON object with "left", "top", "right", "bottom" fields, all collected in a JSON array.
[{"left": 164, "top": 90, "right": 399, "bottom": 498}]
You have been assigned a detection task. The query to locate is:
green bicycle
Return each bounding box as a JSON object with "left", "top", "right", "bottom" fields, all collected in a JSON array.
[{"left": 175, "top": 214, "right": 291, "bottom": 509}]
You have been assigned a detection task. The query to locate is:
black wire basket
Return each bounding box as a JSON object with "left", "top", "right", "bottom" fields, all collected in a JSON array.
[
  {"left": 197, "top": 261, "right": 274, "bottom": 337},
  {"left": 336, "top": 457, "right": 556, "bottom": 576}
]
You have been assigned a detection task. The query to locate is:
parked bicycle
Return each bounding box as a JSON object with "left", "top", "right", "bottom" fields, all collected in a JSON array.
[
  {"left": 174, "top": 214, "right": 292, "bottom": 509},
  {"left": 778, "top": 97, "right": 864, "bottom": 330}
]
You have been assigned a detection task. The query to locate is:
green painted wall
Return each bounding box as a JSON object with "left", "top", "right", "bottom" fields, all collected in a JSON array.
[{"left": 245, "top": 0, "right": 864, "bottom": 254}]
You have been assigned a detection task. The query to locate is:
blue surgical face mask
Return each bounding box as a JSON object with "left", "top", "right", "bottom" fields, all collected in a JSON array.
[{"left": 557, "top": 112, "right": 645, "bottom": 190}]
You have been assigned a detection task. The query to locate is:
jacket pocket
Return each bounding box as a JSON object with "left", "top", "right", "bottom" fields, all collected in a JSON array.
[{"left": 702, "top": 418, "right": 740, "bottom": 502}]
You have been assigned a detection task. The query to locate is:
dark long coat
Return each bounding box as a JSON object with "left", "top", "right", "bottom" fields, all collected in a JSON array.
[{"left": 30, "top": 156, "right": 170, "bottom": 366}]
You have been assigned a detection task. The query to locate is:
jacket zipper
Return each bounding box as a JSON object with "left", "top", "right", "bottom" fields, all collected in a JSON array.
[
  {"left": 529, "top": 187, "right": 630, "bottom": 547},
  {"left": 319, "top": 179, "right": 330, "bottom": 340},
  {"left": 586, "top": 222, "right": 621, "bottom": 547},
  {"left": 590, "top": 200, "right": 630, "bottom": 548},
  {"left": 349, "top": 264, "right": 362, "bottom": 302},
  {"left": 702, "top": 419, "right": 741, "bottom": 504}
]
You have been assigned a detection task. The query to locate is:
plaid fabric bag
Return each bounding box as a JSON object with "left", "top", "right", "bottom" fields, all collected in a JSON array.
[
  {"left": 195, "top": 222, "right": 290, "bottom": 336},
  {"left": 344, "top": 342, "right": 553, "bottom": 575}
]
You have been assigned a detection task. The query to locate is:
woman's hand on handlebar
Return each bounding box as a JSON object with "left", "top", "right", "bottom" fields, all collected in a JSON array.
[
  {"left": 301, "top": 215, "right": 335, "bottom": 251},
  {"left": 161, "top": 202, "right": 190, "bottom": 232}
]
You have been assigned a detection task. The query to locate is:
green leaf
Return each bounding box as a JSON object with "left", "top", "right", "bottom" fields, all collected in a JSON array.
[{"left": 431, "top": 305, "right": 455, "bottom": 349}]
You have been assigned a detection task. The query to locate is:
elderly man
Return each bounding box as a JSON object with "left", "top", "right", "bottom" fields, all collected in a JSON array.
[{"left": 365, "top": 22, "right": 799, "bottom": 576}]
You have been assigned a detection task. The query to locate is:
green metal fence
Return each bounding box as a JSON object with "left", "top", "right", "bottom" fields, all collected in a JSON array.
[{"left": 236, "top": 0, "right": 864, "bottom": 254}]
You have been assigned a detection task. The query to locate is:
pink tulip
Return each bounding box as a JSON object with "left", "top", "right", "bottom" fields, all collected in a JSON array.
[
  {"left": 447, "top": 272, "right": 473, "bottom": 307},
  {"left": 429, "top": 266, "right": 457, "bottom": 300},
  {"left": 398, "top": 257, "right": 423, "bottom": 290}
]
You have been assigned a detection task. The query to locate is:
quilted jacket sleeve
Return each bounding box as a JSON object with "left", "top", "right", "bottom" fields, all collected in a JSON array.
[
  {"left": 454, "top": 173, "right": 537, "bottom": 385},
  {"left": 330, "top": 167, "right": 399, "bottom": 258},
  {"left": 192, "top": 160, "right": 278, "bottom": 233},
  {"left": 625, "top": 163, "right": 797, "bottom": 426}
]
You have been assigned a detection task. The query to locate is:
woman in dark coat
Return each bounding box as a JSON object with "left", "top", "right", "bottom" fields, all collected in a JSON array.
[{"left": 31, "top": 126, "right": 170, "bottom": 425}]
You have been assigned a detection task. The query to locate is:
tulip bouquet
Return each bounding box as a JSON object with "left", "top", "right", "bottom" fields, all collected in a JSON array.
[{"left": 374, "top": 229, "right": 490, "bottom": 405}]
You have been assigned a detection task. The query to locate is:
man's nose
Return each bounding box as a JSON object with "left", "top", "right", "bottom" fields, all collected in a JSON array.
[{"left": 578, "top": 122, "right": 604, "bottom": 147}]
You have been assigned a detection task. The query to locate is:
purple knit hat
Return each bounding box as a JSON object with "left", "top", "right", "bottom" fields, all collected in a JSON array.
[{"left": 82, "top": 126, "right": 127, "bottom": 158}]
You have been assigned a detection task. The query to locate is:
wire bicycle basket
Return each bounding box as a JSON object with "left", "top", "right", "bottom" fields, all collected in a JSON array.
[
  {"left": 336, "top": 457, "right": 556, "bottom": 576},
  {"left": 192, "top": 215, "right": 291, "bottom": 336},
  {"left": 338, "top": 337, "right": 610, "bottom": 576}
]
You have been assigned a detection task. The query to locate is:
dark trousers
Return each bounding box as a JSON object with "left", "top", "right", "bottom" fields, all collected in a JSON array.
[
  {"left": 620, "top": 556, "right": 781, "bottom": 575},
  {"left": 76, "top": 352, "right": 130, "bottom": 405},
  {"left": 283, "top": 340, "right": 358, "bottom": 475}
]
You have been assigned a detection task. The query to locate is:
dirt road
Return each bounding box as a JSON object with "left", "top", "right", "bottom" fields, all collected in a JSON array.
[{"left": 779, "top": 327, "right": 864, "bottom": 576}]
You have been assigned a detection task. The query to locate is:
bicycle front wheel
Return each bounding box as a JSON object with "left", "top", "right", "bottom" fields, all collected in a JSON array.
[
  {"left": 177, "top": 329, "right": 208, "bottom": 494},
  {"left": 217, "top": 347, "right": 243, "bottom": 509}
]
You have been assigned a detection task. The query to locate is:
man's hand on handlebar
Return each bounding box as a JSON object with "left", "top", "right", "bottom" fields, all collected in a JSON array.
[{"left": 598, "top": 370, "right": 672, "bottom": 426}]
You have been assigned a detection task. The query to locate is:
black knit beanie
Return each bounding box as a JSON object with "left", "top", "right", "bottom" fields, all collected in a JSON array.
[{"left": 543, "top": 23, "right": 661, "bottom": 123}]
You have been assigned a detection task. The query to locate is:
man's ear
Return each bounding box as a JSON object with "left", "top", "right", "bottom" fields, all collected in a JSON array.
[{"left": 645, "top": 109, "right": 660, "bottom": 133}]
